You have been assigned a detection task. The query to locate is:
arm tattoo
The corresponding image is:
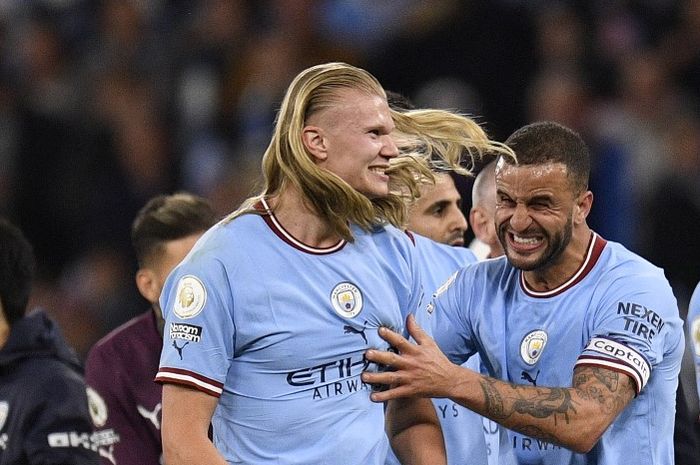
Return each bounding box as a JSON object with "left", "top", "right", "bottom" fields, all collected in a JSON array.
[
  {"left": 478, "top": 365, "right": 634, "bottom": 440},
  {"left": 573, "top": 366, "right": 633, "bottom": 414},
  {"left": 479, "top": 378, "right": 578, "bottom": 424}
]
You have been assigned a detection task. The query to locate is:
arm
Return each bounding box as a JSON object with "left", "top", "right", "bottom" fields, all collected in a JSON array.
[
  {"left": 161, "top": 384, "right": 227, "bottom": 465},
  {"left": 28, "top": 371, "right": 99, "bottom": 464},
  {"left": 386, "top": 396, "right": 445, "bottom": 465},
  {"left": 363, "top": 315, "right": 636, "bottom": 453}
]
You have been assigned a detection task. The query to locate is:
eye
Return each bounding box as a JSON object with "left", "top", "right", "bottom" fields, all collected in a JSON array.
[
  {"left": 368, "top": 129, "right": 380, "bottom": 136},
  {"left": 430, "top": 205, "right": 446, "bottom": 217},
  {"left": 529, "top": 199, "right": 552, "bottom": 211},
  {"left": 497, "top": 195, "right": 514, "bottom": 207}
]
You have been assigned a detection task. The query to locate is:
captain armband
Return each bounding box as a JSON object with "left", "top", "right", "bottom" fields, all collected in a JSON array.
[{"left": 575, "top": 337, "right": 650, "bottom": 395}]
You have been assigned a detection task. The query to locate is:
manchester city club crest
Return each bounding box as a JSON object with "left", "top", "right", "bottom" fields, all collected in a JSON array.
[
  {"left": 173, "top": 275, "right": 207, "bottom": 319},
  {"left": 330, "top": 282, "right": 363, "bottom": 318},
  {"left": 520, "top": 330, "right": 548, "bottom": 365}
]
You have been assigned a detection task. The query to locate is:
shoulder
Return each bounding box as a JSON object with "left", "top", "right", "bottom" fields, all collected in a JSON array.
[
  {"left": 86, "top": 310, "right": 156, "bottom": 365},
  {"left": 602, "top": 240, "right": 668, "bottom": 279},
  {"left": 460, "top": 255, "right": 510, "bottom": 282},
  {"left": 22, "top": 354, "right": 86, "bottom": 401},
  {"left": 356, "top": 224, "right": 415, "bottom": 257},
  {"left": 598, "top": 240, "right": 674, "bottom": 296}
]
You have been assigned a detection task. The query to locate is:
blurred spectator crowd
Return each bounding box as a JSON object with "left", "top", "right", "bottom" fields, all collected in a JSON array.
[{"left": 0, "top": 0, "right": 698, "bottom": 360}]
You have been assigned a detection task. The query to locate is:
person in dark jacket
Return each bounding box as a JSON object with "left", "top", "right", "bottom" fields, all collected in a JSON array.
[{"left": 0, "top": 217, "right": 98, "bottom": 465}]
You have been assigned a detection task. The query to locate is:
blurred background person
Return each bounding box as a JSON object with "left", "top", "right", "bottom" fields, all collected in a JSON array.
[
  {"left": 0, "top": 217, "right": 98, "bottom": 465},
  {"left": 85, "top": 192, "right": 217, "bottom": 465},
  {"left": 469, "top": 159, "right": 504, "bottom": 260}
]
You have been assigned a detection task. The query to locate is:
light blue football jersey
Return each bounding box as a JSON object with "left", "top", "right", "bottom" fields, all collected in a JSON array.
[
  {"left": 156, "top": 201, "right": 424, "bottom": 465},
  {"left": 387, "top": 233, "right": 513, "bottom": 465},
  {"left": 687, "top": 281, "right": 700, "bottom": 407},
  {"left": 419, "top": 233, "right": 684, "bottom": 465}
]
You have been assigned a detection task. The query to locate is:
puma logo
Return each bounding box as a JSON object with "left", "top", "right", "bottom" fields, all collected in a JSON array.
[
  {"left": 521, "top": 370, "right": 540, "bottom": 386},
  {"left": 343, "top": 322, "right": 368, "bottom": 344},
  {"left": 172, "top": 340, "right": 189, "bottom": 360},
  {"left": 137, "top": 403, "right": 162, "bottom": 430},
  {"left": 98, "top": 446, "right": 116, "bottom": 465}
]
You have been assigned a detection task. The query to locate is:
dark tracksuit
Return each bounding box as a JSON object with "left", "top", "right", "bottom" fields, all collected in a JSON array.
[{"left": 0, "top": 310, "right": 98, "bottom": 465}]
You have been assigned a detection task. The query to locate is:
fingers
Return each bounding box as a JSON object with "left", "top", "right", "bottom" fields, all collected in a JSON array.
[
  {"left": 365, "top": 347, "right": 398, "bottom": 366},
  {"left": 369, "top": 385, "right": 412, "bottom": 402},
  {"left": 361, "top": 369, "right": 396, "bottom": 387},
  {"left": 375, "top": 315, "right": 432, "bottom": 352},
  {"left": 375, "top": 325, "right": 408, "bottom": 350},
  {"left": 405, "top": 314, "right": 431, "bottom": 345}
]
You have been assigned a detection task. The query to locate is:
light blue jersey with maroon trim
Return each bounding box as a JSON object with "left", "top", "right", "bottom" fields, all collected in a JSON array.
[
  {"left": 387, "top": 232, "right": 491, "bottom": 465},
  {"left": 156, "top": 200, "right": 424, "bottom": 465},
  {"left": 687, "top": 281, "right": 700, "bottom": 409},
  {"left": 419, "top": 233, "right": 683, "bottom": 465},
  {"left": 388, "top": 232, "right": 515, "bottom": 465}
]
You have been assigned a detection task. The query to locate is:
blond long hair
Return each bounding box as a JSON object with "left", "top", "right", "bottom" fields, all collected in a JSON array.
[{"left": 231, "top": 62, "right": 514, "bottom": 241}]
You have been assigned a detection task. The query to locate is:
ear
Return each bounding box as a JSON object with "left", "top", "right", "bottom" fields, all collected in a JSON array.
[
  {"left": 302, "top": 125, "right": 327, "bottom": 162},
  {"left": 135, "top": 269, "right": 160, "bottom": 304},
  {"left": 469, "top": 207, "right": 488, "bottom": 243},
  {"left": 575, "top": 190, "right": 593, "bottom": 224}
]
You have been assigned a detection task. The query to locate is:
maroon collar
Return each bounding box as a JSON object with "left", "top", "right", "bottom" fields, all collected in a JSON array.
[
  {"left": 520, "top": 232, "right": 607, "bottom": 298},
  {"left": 256, "top": 198, "right": 346, "bottom": 255}
]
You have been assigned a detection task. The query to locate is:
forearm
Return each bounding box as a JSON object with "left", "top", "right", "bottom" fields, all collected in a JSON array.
[
  {"left": 448, "top": 366, "right": 634, "bottom": 453},
  {"left": 386, "top": 397, "right": 446, "bottom": 465},
  {"left": 162, "top": 435, "right": 228, "bottom": 465},
  {"left": 161, "top": 384, "right": 228, "bottom": 465}
]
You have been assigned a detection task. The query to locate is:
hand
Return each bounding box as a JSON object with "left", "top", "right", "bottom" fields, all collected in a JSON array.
[{"left": 362, "top": 314, "right": 463, "bottom": 402}]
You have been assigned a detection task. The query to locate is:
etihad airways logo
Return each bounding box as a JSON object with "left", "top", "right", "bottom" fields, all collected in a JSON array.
[{"left": 286, "top": 354, "right": 385, "bottom": 400}]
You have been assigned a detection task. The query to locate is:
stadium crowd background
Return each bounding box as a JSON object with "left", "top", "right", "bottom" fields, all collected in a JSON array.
[{"left": 0, "top": 0, "right": 698, "bottom": 363}]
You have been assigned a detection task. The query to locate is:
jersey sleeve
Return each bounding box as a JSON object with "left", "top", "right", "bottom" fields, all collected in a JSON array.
[
  {"left": 27, "top": 368, "right": 99, "bottom": 465},
  {"left": 687, "top": 281, "right": 700, "bottom": 402},
  {"left": 575, "top": 270, "right": 683, "bottom": 395},
  {"left": 416, "top": 267, "right": 477, "bottom": 366},
  {"left": 155, "top": 249, "right": 235, "bottom": 398}
]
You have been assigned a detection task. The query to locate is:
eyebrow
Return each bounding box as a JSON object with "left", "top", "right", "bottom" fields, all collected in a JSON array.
[{"left": 528, "top": 194, "right": 553, "bottom": 203}]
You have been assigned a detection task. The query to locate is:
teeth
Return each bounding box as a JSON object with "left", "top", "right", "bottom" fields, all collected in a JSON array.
[
  {"left": 369, "top": 167, "right": 386, "bottom": 174},
  {"left": 513, "top": 235, "right": 539, "bottom": 245}
]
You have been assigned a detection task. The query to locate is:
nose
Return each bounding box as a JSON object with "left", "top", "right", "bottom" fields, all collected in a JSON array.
[
  {"left": 509, "top": 203, "right": 532, "bottom": 231},
  {"left": 449, "top": 207, "right": 468, "bottom": 234},
  {"left": 381, "top": 135, "right": 399, "bottom": 159}
]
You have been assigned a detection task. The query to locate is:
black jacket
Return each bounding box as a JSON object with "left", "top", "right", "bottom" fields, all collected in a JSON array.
[{"left": 0, "top": 310, "right": 98, "bottom": 465}]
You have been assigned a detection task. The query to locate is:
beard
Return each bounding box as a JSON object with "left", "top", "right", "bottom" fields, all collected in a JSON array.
[{"left": 497, "top": 215, "right": 573, "bottom": 271}]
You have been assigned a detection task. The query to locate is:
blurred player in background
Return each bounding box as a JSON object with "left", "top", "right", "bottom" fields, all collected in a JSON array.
[
  {"left": 85, "top": 193, "right": 217, "bottom": 465},
  {"left": 0, "top": 217, "right": 98, "bottom": 465},
  {"left": 469, "top": 159, "right": 504, "bottom": 260}
]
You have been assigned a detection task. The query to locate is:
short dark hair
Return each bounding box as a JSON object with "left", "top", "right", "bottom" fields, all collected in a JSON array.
[
  {"left": 386, "top": 90, "right": 416, "bottom": 111},
  {"left": 131, "top": 192, "right": 217, "bottom": 267},
  {"left": 0, "top": 218, "right": 36, "bottom": 325},
  {"left": 502, "top": 121, "right": 590, "bottom": 193}
]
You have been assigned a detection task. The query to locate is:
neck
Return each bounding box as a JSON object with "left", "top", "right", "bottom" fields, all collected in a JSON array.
[
  {"left": 267, "top": 187, "right": 342, "bottom": 248},
  {"left": 522, "top": 227, "right": 593, "bottom": 292}
]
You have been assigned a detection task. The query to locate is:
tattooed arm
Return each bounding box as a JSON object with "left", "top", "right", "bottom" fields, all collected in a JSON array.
[
  {"left": 362, "top": 315, "right": 636, "bottom": 453},
  {"left": 475, "top": 365, "right": 635, "bottom": 451}
]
